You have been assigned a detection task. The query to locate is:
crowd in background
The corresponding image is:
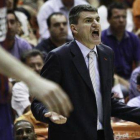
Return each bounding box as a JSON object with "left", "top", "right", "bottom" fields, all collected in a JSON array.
[{"left": 1, "top": 0, "right": 140, "bottom": 139}]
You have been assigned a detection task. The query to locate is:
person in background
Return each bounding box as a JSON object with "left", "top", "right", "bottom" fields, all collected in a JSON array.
[
  {"left": 12, "top": 50, "right": 44, "bottom": 117},
  {"left": 15, "top": 110, "right": 48, "bottom": 140},
  {"left": 32, "top": 5, "right": 140, "bottom": 140},
  {"left": 133, "top": 0, "right": 140, "bottom": 38},
  {"left": 129, "top": 66, "right": 140, "bottom": 99},
  {"left": 35, "top": 12, "right": 69, "bottom": 57},
  {"left": 101, "top": 2, "right": 140, "bottom": 80},
  {"left": 37, "top": 0, "right": 88, "bottom": 40},
  {"left": 14, "top": 120, "right": 37, "bottom": 140},
  {"left": 127, "top": 74, "right": 140, "bottom": 107},
  {"left": 4, "top": 10, "right": 32, "bottom": 59}
]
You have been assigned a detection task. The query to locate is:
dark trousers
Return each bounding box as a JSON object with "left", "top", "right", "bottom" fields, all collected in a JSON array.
[{"left": 97, "top": 130, "right": 105, "bottom": 140}]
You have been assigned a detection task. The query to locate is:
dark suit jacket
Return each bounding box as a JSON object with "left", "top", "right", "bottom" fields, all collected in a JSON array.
[{"left": 31, "top": 40, "right": 140, "bottom": 140}]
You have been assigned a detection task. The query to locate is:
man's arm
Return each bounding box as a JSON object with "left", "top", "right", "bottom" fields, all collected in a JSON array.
[
  {"left": 111, "top": 95, "right": 140, "bottom": 124},
  {"left": 31, "top": 51, "right": 69, "bottom": 123},
  {"left": 0, "top": 46, "right": 72, "bottom": 116}
]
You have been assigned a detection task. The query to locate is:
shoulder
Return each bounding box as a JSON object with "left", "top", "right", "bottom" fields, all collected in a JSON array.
[
  {"left": 13, "top": 81, "right": 28, "bottom": 89},
  {"left": 100, "top": 43, "right": 114, "bottom": 53},
  {"left": 15, "top": 36, "right": 32, "bottom": 48},
  {"left": 39, "top": 0, "right": 56, "bottom": 12},
  {"left": 36, "top": 39, "right": 48, "bottom": 49},
  {"left": 127, "top": 31, "right": 139, "bottom": 40},
  {"left": 50, "top": 40, "right": 74, "bottom": 54},
  {"left": 101, "top": 29, "right": 108, "bottom": 36}
]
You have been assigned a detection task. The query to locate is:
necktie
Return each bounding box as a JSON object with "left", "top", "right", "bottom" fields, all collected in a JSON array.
[{"left": 88, "top": 51, "right": 103, "bottom": 129}]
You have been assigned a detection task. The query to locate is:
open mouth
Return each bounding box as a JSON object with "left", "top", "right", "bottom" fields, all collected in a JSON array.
[{"left": 92, "top": 30, "right": 99, "bottom": 37}]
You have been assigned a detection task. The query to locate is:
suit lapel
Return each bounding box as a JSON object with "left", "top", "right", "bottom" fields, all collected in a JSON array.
[
  {"left": 70, "top": 41, "right": 94, "bottom": 92},
  {"left": 97, "top": 44, "right": 110, "bottom": 97}
]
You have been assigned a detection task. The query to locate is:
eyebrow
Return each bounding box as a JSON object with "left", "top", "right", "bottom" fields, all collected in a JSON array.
[{"left": 84, "top": 16, "right": 100, "bottom": 20}]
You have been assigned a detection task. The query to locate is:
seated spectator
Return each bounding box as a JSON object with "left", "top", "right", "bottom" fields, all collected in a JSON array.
[
  {"left": 98, "top": 0, "right": 134, "bottom": 32},
  {"left": 15, "top": 110, "right": 48, "bottom": 140},
  {"left": 4, "top": 10, "right": 32, "bottom": 60},
  {"left": 129, "top": 66, "right": 140, "bottom": 99},
  {"left": 7, "top": 0, "right": 38, "bottom": 46},
  {"left": 12, "top": 50, "right": 44, "bottom": 117},
  {"left": 35, "top": 12, "right": 69, "bottom": 57},
  {"left": 127, "top": 74, "right": 140, "bottom": 107},
  {"left": 37, "top": 0, "right": 88, "bottom": 40},
  {"left": 14, "top": 120, "right": 37, "bottom": 140},
  {"left": 101, "top": 2, "right": 140, "bottom": 80}
]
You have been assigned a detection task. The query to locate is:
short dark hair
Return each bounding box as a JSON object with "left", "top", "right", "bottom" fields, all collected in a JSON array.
[
  {"left": 14, "top": 120, "right": 34, "bottom": 131},
  {"left": 69, "top": 4, "right": 98, "bottom": 25},
  {"left": 7, "top": 9, "right": 19, "bottom": 22},
  {"left": 47, "top": 12, "right": 66, "bottom": 28},
  {"left": 21, "top": 49, "right": 44, "bottom": 63},
  {"left": 107, "top": 2, "right": 126, "bottom": 20},
  {"left": 137, "top": 74, "right": 140, "bottom": 85}
]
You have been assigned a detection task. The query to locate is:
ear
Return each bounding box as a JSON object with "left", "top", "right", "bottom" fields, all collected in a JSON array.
[
  {"left": 137, "top": 85, "right": 140, "bottom": 92},
  {"left": 70, "top": 24, "right": 78, "bottom": 35}
]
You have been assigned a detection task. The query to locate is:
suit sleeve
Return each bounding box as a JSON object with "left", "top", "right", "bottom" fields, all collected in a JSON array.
[
  {"left": 31, "top": 51, "right": 61, "bottom": 124},
  {"left": 111, "top": 96, "right": 140, "bottom": 124},
  {"left": 110, "top": 50, "right": 140, "bottom": 124}
]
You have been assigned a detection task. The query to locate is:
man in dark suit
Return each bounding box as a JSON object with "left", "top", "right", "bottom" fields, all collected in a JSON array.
[{"left": 31, "top": 5, "right": 140, "bottom": 140}]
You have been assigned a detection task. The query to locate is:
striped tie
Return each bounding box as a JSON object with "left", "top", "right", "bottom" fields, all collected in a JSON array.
[{"left": 88, "top": 51, "right": 103, "bottom": 129}]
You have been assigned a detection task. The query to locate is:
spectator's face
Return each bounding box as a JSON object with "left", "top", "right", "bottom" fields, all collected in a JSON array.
[
  {"left": 133, "top": 16, "right": 140, "bottom": 30},
  {"left": 26, "top": 55, "right": 44, "bottom": 74},
  {"left": 108, "top": 8, "right": 126, "bottom": 32},
  {"left": 15, "top": 122, "right": 36, "bottom": 140},
  {"left": 7, "top": 13, "right": 18, "bottom": 39},
  {"left": 71, "top": 11, "right": 101, "bottom": 48},
  {"left": 49, "top": 15, "right": 68, "bottom": 42}
]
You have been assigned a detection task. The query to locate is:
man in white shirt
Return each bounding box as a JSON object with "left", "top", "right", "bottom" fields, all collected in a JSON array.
[{"left": 37, "top": 0, "right": 88, "bottom": 40}]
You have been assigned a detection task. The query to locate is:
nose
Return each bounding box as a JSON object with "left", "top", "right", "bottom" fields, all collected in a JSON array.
[
  {"left": 8, "top": 22, "right": 12, "bottom": 29},
  {"left": 91, "top": 19, "right": 99, "bottom": 27},
  {"left": 60, "top": 23, "right": 64, "bottom": 30},
  {"left": 23, "top": 131, "right": 28, "bottom": 137},
  {"left": 34, "top": 65, "right": 41, "bottom": 74},
  {"left": 119, "top": 16, "right": 125, "bottom": 22}
]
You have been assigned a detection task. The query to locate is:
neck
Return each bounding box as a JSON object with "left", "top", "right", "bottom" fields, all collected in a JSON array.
[
  {"left": 5, "top": 37, "right": 15, "bottom": 50},
  {"left": 110, "top": 27, "right": 125, "bottom": 41},
  {"left": 50, "top": 38, "right": 66, "bottom": 47},
  {"left": 75, "top": 38, "right": 96, "bottom": 50}
]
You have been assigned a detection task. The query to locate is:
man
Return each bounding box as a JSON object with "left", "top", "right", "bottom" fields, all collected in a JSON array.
[
  {"left": 128, "top": 74, "right": 140, "bottom": 107},
  {"left": 36, "top": 12, "right": 69, "bottom": 56},
  {"left": 31, "top": 5, "right": 140, "bottom": 140},
  {"left": 4, "top": 10, "right": 32, "bottom": 59},
  {"left": 14, "top": 120, "right": 37, "bottom": 140},
  {"left": 129, "top": 66, "right": 140, "bottom": 99},
  {"left": 37, "top": 0, "right": 88, "bottom": 40},
  {"left": 101, "top": 2, "right": 140, "bottom": 80},
  {"left": 12, "top": 50, "right": 44, "bottom": 116}
]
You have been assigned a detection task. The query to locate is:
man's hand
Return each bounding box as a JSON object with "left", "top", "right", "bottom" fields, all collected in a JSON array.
[
  {"left": 44, "top": 112, "right": 67, "bottom": 124},
  {"left": 28, "top": 77, "right": 73, "bottom": 117}
]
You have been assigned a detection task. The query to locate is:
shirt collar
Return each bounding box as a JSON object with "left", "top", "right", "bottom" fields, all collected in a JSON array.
[
  {"left": 75, "top": 40, "right": 98, "bottom": 59},
  {"left": 107, "top": 27, "right": 129, "bottom": 39}
]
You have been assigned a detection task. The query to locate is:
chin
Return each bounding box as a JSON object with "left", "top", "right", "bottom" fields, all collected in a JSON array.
[{"left": 92, "top": 40, "right": 101, "bottom": 45}]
